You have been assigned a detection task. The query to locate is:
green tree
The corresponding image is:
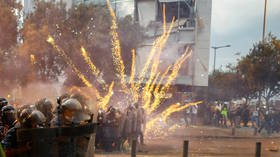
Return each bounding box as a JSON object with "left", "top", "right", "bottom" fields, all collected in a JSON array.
[{"left": 237, "top": 34, "right": 280, "bottom": 106}]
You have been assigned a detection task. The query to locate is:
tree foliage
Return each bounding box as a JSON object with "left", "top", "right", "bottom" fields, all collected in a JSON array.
[
  {"left": 0, "top": 0, "right": 19, "bottom": 50},
  {"left": 208, "top": 35, "right": 280, "bottom": 105},
  {"left": 17, "top": 1, "right": 144, "bottom": 88},
  {"left": 237, "top": 34, "right": 280, "bottom": 104},
  {"left": 0, "top": 0, "right": 21, "bottom": 90}
]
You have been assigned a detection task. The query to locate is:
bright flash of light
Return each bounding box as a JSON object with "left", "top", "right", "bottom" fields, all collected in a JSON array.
[
  {"left": 30, "top": 54, "right": 36, "bottom": 65},
  {"left": 148, "top": 49, "right": 192, "bottom": 114},
  {"left": 47, "top": 36, "right": 93, "bottom": 88},
  {"left": 98, "top": 81, "right": 115, "bottom": 110},
  {"left": 106, "top": 0, "right": 126, "bottom": 88},
  {"left": 80, "top": 46, "right": 100, "bottom": 77}
]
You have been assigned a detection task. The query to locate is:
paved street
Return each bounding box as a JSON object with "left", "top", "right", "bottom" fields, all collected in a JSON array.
[{"left": 96, "top": 126, "right": 280, "bottom": 157}]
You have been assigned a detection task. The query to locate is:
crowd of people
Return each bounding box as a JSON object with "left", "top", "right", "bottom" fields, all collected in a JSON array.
[
  {"left": 0, "top": 94, "right": 146, "bottom": 156},
  {"left": 202, "top": 103, "right": 280, "bottom": 135}
]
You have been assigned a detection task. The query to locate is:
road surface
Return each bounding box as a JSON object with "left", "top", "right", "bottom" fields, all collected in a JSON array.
[{"left": 96, "top": 126, "right": 280, "bottom": 157}]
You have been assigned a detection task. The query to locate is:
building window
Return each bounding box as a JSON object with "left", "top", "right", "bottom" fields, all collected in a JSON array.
[
  {"left": 156, "top": 0, "right": 195, "bottom": 28},
  {"left": 156, "top": 1, "right": 192, "bottom": 22}
]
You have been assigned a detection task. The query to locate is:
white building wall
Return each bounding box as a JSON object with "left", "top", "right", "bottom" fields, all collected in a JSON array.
[
  {"left": 135, "top": 0, "right": 212, "bottom": 87},
  {"left": 193, "top": 0, "right": 212, "bottom": 86},
  {"left": 137, "top": 1, "right": 157, "bottom": 27}
]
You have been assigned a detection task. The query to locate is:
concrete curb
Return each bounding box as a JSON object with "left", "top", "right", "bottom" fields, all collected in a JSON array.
[{"left": 185, "top": 135, "right": 280, "bottom": 139}]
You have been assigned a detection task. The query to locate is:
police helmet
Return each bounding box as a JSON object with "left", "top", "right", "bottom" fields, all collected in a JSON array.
[
  {"left": 19, "top": 109, "right": 46, "bottom": 128},
  {"left": 0, "top": 98, "right": 8, "bottom": 109},
  {"left": 36, "top": 98, "right": 53, "bottom": 121},
  {"left": 1, "top": 105, "right": 16, "bottom": 126},
  {"left": 61, "top": 98, "right": 90, "bottom": 124}
]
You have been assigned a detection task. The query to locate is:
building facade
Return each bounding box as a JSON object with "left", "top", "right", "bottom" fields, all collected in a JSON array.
[{"left": 135, "top": 0, "right": 212, "bottom": 96}]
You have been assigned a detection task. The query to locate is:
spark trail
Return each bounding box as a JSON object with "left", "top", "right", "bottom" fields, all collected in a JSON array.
[
  {"left": 129, "top": 49, "right": 136, "bottom": 86},
  {"left": 106, "top": 0, "right": 126, "bottom": 88},
  {"left": 80, "top": 46, "right": 100, "bottom": 77},
  {"left": 148, "top": 49, "right": 192, "bottom": 114},
  {"left": 161, "top": 101, "right": 203, "bottom": 123},
  {"left": 142, "top": 17, "right": 175, "bottom": 101},
  {"left": 143, "top": 72, "right": 160, "bottom": 109},
  {"left": 145, "top": 101, "right": 203, "bottom": 135},
  {"left": 47, "top": 36, "right": 93, "bottom": 88},
  {"left": 135, "top": 5, "right": 169, "bottom": 93},
  {"left": 98, "top": 81, "right": 115, "bottom": 110},
  {"left": 30, "top": 54, "right": 36, "bottom": 65}
]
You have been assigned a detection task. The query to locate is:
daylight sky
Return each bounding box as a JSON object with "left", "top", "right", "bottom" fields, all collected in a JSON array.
[{"left": 210, "top": 0, "right": 280, "bottom": 72}]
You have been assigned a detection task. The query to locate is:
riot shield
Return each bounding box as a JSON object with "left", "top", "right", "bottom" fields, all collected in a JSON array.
[{"left": 16, "top": 123, "right": 97, "bottom": 157}]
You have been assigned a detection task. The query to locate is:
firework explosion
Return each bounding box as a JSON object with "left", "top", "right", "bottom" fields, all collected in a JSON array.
[{"left": 46, "top": 3, "right": 202, "bottom": 138}]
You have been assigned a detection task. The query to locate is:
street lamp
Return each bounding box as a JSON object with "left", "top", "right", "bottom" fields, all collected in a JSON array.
[
  {"left": 262, "top": 0, "right": 268, "bottom": 41},
  {"left": 211, "top": 45, "right": 231, "bottom": 73}
]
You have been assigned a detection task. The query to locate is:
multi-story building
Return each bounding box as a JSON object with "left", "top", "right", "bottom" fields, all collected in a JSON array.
[{"left": 134, "top": 0, "right": 212, "bottom": 100}]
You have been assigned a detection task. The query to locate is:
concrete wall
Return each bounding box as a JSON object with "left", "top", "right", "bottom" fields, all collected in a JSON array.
[
  {"left": 137, "top": 1, "right": 157, "bottom": 27},
  {"left": 193, "top": 0, "right": 212, "bottom": 86}
]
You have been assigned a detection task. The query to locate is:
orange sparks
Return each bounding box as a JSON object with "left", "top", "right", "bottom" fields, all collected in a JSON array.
[
  {"left": 130, "top": 49, "right": 136, "bottom": 86},
  {"left": 98, "top": 81, "right": 115, "bottom": 110},
  {"left": 145, "top": 101, "right": 203, "bottom": 135},
  {"left": 106, "top": 0, "right": 126, "bottom": 88},
  {"left": 80, "top": 46, "right": 100, "bottom": 77},
  {"left": 30, "top": 54, "right": 36, "bottom": 65},
  {"left": 148, "top": 49, "right": 192, "bottom": 114},
  {"left": 161, "top": 101, "right": 203, "bottom": 123},
  {"left": 47, "top": 36, "right": 93, "bottom": 88}
]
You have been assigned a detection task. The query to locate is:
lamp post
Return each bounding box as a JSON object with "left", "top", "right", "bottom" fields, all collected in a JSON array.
[
  {"left": 211, "top": 45, "right": 231, "bottom": 73},
  {"left": 262, "top": 0, "right": 268, "bottom": 41}
]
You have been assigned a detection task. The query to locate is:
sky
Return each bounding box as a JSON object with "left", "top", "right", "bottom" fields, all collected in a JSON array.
[{"left": 210, "top": 0, "right": 280, "bottom": 72}]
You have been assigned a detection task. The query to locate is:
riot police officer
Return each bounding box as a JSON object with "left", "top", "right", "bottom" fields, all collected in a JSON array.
[
  {"left": 0, "top": 105, "right": 17, "bottom": 141},
  {"left": 0, "top": 98, "right": 8, "bottom": 109},
  {"left": 1, "top": 109, "right": 46, "bottom": 157},
  {"left": 51, "top": 98, "right": 91, "bottom": 126},
  {"left": 51, "top": 98, "right": 91, "bottom": 157},
  {"left": 0, "top": 98, "right": 9, "bottom": 128},
  {"left": 35, "top": 98, "right": 53, "bottom": 127}
]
